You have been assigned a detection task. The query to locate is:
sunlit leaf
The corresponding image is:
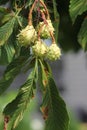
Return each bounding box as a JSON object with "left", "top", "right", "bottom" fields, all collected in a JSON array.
[
  {"left": 69, "top": 0, "right": 87, "bottom": 22},
  {"left": 0, "top": 35, "right": 16, "bottom": 65},
  {"left": 3, "top": 59, "right": 38, "bottom": 129},
  {"left": 0, "top": 47, "right": 30, "bottom": 95},
  {"left": 0, "top": 18, "right": 16, "bottom": 46},
  {"left": 78, "top": 17, "right": 87, "bottom": 50},
  {"left": 3, "top": 73, "right": 34, "bottom": 129}
]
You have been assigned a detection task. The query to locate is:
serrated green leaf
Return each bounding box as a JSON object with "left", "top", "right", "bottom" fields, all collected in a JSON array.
[
  {"left": 3, "top": 76, "right": 34, "bottom": 129},
  {"left": 0, "top": 48, "right": 30, "bottom": 95},
  {"left": 0, "top": 18, "right": 16, "bottom": 46},
  {"left": 3, "top": 59, "right": 38, "bottom": 129},
  {"left": 42, "top": 76, "right": 69, "bottom": 130},
  {"left": 0, "top": 35, "right": 16, "bottom": 65},
  {"left": 78, "top": 17, "right": 87, "bottom": 50},
  {"left": 69, "top": 0, "right": 87, "bottom": 22},
  {"left": 40, "top": 62, "right": 69, "bottom": 130},
  {"left": 41, "top": 61, "right": 69, "bottom": 130}
]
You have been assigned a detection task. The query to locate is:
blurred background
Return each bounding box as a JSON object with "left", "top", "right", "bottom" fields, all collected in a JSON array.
[
  {"left": 0, "top": 0, "right": 87, "bottom": 130},
  {"left": 0, "top": 50, "right": 87, "bottom": 130}
]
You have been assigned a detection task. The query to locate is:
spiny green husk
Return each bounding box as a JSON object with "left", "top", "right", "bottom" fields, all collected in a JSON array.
[
  {"left": 47, "top": 43, "right": 61, "bottom": 60},
  {"left": 36, "top": 20, "right": 54, "bottom": 39},
  {"left": 32, "top": 40, "right": 48, "bottom": 57},
  {"left": 17, "top": 25, "right": 37, "bottom": 46}
]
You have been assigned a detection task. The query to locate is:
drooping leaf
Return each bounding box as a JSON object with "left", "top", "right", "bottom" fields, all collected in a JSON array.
[
  {"left": 3, "top": 59, "right": 38, "bottom": 129},
  {"left": 3, "top": 73, "right": 34, "bottom": 129},
  {"left": 0, "top": 18, "right": 16, "bottom": 46},
  {"left": 78, "top": 17, "right": 87, "bottom": 50},
  {"left": 42, "top": 76, "right": 69, "bottom": 130},
  {"left": 0, "top": 35, "right": 16, "bottom": 65},
  {"left": 0, "top": 19, "right": 21, "bottom": 65},
  {"left": 0, "top": 47, "right": 30, "bottom": 95},
  {"left": 39, "top": 61, "right": 69, "bottom": 130},
  {"left": 69, "top": 0, "right": 87, "bottom": 22}
]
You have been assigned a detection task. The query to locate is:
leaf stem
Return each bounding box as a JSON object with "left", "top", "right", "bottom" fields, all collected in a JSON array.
[{"left": 38, "top": 22, "right": 44, "bottom": 40}]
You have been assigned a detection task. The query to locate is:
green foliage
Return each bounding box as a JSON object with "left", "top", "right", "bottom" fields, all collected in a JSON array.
[
  {"left": 39, "top": 61, "right": 69, "bottom": 130},
  {"left": 0, "top": 0, "right": 87, "bottom": 130},
  {"left": 1, "top": 57, "right": 69, "bottom": 130},
  {"left": 3, "top": 69, "right": 36, "bottom": 129},
  {"left": 69, "top": 111, "right": 79, "bottom": 130},
  {"left": 78, "top": 17, "right": 87, "bottom": 50},
  {"left": 42, "top": 76, "right": 69, "bottom": 130},
  {"left": 39, "top": 60, "right": 48, "bottom": 88},
  {"left": 69, "top": 0, "right": 87, "bottom": 22},
  {"left": 68, "top": 0, "right": 87, "bottom": 50},
  {"left": 0, "top": 91, "right": 37, "bottom": 130},
  {"left": 0, "top": 18, "right": 16, "bottom": 46},
  {"left": 54, "top": 0, "right": 81, "bottom": 52},
  {"left": 0, "top": 36, "right": 15, "bottom": 65},
  {"left": 3, "top": 58, "right": 38, "bottom": 129},
  {"left": 45, "top": 78, "right": 69, "bottom": 130},
  {"left": 0, "top": 7, "right": 12, "bottom": 25},
  {"left": 0, "top": 47, "right": 30, "bottom": 95}
]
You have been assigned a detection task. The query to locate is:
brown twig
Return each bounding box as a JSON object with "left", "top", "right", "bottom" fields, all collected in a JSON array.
[
  {"left": 37, "top": 8, "right": 46, "bottom": 41},
  {"left": 40, "top": 0, "right": 50, "bottom": 19},
  {"left": 28, "top": 0, "right": 39, "bottom": 25},
  {"left": 41, "top": 11, "right": 55, "bottom": 43},
  {"left": 38, "top": 22, "right": 45, "bottom": 40},
  {"left": 49, "top": 31, "right": 55, "bottom": 43},
  {"left": 28, "top": 0, "right": 50, "bottom": 25}
]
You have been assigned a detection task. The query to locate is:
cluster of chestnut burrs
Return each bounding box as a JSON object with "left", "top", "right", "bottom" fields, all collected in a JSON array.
[{"left": 17, "top": 0, "right": 61, "bottom": 61}]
